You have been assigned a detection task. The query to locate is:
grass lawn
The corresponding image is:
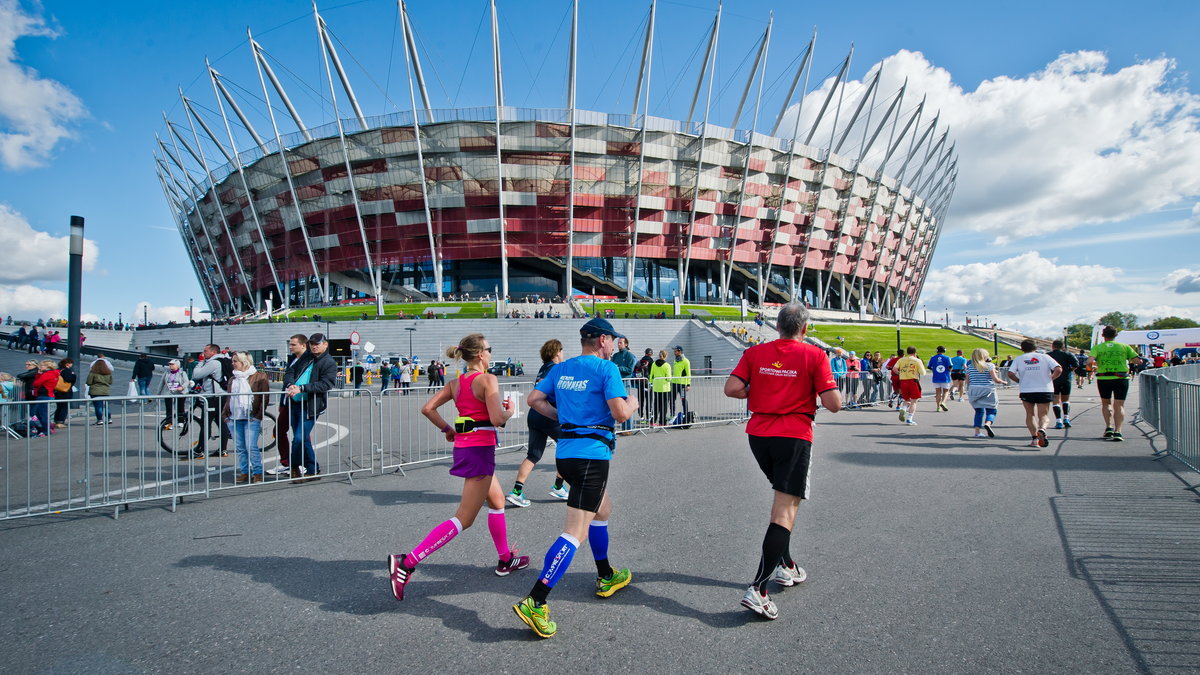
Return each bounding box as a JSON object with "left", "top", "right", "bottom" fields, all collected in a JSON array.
[
  {"left": 590, "top": 302, "right": 749, "bottom": 319},
  {"left": 286, "top": 302, "right": 496, "bottom": 320},
  {"left": 808, "top": 324, "right": 1022, "bottom": 359}
]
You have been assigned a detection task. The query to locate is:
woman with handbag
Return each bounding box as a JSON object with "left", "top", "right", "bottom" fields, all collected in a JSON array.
[
  {"left": 224, "top": 352, "right": 270, "bottom": 483},
  {"left": 53, "top": 358, "right": 77, "bottom": 428}
]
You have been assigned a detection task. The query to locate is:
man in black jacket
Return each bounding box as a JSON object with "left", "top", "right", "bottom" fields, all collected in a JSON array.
[
  {"left": 132, "top": 354, "right": 155, "bottom": 396},
  {"left": 283, "top": 333, "right": 338, "bottom": 482}
]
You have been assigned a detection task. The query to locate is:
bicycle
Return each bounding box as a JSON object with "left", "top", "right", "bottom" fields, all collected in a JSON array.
[{"left": 158, "top": 396, "right": 276, "bottom": 458}]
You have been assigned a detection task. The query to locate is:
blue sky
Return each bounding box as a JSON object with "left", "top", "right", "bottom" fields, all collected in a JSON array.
[{"left": 2, "top": 0, "right": 1198, "bottom": 335}]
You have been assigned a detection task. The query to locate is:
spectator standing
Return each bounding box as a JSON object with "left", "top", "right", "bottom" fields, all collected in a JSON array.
[
  {"left": 0, "top": 372, "right": 15, "bottom": 428},
  {"left": 845, "top": 352, "right": 861, "bottom": 408},
  {"left": 671, "top": 345, "right": 692, "bottom": 420},
  {"left": 379, "top": 362, "right": 391, "bottom": 392},
  {"left": 191, "top": 344, "right": 233, "bottom": 458},
  {"left": 17, "top": 359, "right": 38, "bottom": 401},
  {"left": 85, "top": 360, "right": 113, "bottom": 425},
  {"left": 224, "top": 351, "right": 270, "bottom": 483},
  {"left": 53, "top": 358, "right": 76, "bottom": 428},
  {"left": 611, "top": 337, "right": 636, "bottom": 431},
  {"left": 649, "top": 350, "right": 673, "bottom": 426},
  {"left": 268, "top": 334, "right": 307, "bottom": 476},
  {"left": 829, "top": 350, "right": 847, "bottom": 396},
  {"left": 399, "top": 359, "right": 413, "bottom": 395},
  {"left": 351, "top": 362, "right": 365, "bottom": 389},
  {"left": 283, "top": 333, "right": 337, "bottom": 481},
  {"left": 31, "top": 360, "right": 59, "bottom": 436},
  {"left": 634, "top": 348, "right": 653, "bottom": 419},
  {"left": 157, "top": 359, "right": 192, "bottom": 429},
  {"left": 132, "top": 354, "right": 155, "bottom": 397}
]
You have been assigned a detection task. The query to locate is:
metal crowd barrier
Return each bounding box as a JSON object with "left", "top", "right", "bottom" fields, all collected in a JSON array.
[
  {"left": 1139, "top": 364, "right": 1200, "bottom": 491},
  {"left": 1, "top": 374, "right": 754, "bottom": 520}
]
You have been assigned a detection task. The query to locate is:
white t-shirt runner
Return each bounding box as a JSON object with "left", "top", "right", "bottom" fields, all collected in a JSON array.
[{"left": 1009, "top": 352, "right": 1060, "bottom": 394}]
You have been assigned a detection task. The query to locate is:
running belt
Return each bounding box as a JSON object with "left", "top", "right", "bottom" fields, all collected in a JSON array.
[
  {"left": 454, "top": 416, "right": 499, "bottom": 433},
  {"left": 559, "top": 423, "right": 616, "bottom": 451}
]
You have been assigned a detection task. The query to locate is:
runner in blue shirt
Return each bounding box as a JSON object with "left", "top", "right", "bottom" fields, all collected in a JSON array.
[
  {"left": 949, "top": 349, "right": 968, "bottom": 402},
  {"left": 513, "top": 317, "right": 639, "bottom": 638},
  {"left": 927, "top": 345, "right": 953, "bottom": 412}
]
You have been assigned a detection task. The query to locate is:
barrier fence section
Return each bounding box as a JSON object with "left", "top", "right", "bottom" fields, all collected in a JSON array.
[
  {"left": 0, "top": 388, "right": 377, "bottom": 520},
  {"left": 1140, "top": 364, "right": 1200, "bottom": 489},
  {"left": 2, "top": 376, "right": 750, "bottom": 520}
]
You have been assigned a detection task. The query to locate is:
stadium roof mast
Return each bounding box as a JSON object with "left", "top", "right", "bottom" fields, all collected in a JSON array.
[
  {"left": 206, "top": 64, "right": 288, "bottom": 313},
  {"left": 680, "top": 2, "right": 722, "bottom": 303},
  {"left": 565, "top": 0, "right": 579, "bottom": 301},
  {"left": 793, "top": 47, "right": 853, "bottom": 308},
  {"left": 867, "top": 95, "right": 925, "bottom": 315},
  {"left": 314, "top": 4, "right": 383, "bottom": 315},
  {"left": 160, "top": 118, "right": 245, "bottom": 312},
  {"left": 761, "top": 30, "right": 814, "bottom": 303},
  {"left": 397, "top": 0, "right": 443, "bottom": 300},
  {"left": 153, "top": 148, "right": 221, "bottom": 311},
  {"left": 156, "top": 151, "right": 233, "bottom": 311},
  {"left": 248, "top": 33, "right": 330, "bottom": 307},
  {"left": 625, "top": 0, "right": 658, "bottom": 303},
  {"left": 490, "top": 0, "right": 509, "bottom": 302},
  {"left": 720, "top": 14, "right": 773, "bottom": 303},
  {"left": 817, "top": 67, "right": 884, "bottom": 310}
]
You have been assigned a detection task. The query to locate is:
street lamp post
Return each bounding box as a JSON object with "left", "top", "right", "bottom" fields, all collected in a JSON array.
[
  {"left": 199, "top": 309, "right": 213, "bottom": 345},
  {"left": 405, "top": 327, "right": 416, "bottom": 363},
  {"left": 895, "top": 318, "right": 902, "bottom": 357}
]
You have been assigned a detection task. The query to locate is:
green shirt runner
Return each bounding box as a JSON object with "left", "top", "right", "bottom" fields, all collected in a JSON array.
[{"left": 1090, "top": 341, "right": 1139, "bottom": 379}]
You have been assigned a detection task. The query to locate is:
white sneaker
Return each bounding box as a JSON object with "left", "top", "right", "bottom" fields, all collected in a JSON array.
[
  {"left": 266, "top": 465, "right": 290, "bottom": 475},
  {"left": 904, "top": 419, "right": 918, "bottom": 426},
  {"left": 770, "top": 563, "right": 808, "bottom": 587},
  {"left": 547, "top": 485, "right": 569, "bottom": 500},
  {"left": 506, "top": 490, "right": 531, "bottom": 508},
  {"left": 740, "top": 585, "right": 779, "bottom": 620}
]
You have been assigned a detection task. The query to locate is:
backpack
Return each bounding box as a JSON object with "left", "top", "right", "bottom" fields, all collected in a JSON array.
[{"left": 208, "top": 356, "right": 234, "bottom": 392}]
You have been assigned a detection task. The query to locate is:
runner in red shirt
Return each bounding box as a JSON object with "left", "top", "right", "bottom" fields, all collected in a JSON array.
[
  {"left": 884, "top": 350, "right": 903, "bottom": 408},
  {"left": 724, "top": 303, "right": 842, "bottom": 621}
]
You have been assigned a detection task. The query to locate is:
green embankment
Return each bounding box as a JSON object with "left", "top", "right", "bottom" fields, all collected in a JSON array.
[
  {"left": 808, "top": 324, "right": 1019, "bottom": 360},
  {"left": 286, "top": 302, "right": 495, "bottom": 320}
]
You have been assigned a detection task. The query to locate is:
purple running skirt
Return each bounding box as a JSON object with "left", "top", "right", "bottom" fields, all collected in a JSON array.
[{"left": 449, "top": 443, "right": 496, "bottom": 478}]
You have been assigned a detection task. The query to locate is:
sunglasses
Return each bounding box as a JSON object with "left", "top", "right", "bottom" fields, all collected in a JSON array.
[{"left": 484, "top": 347, "right": 493, "bottom": 352}]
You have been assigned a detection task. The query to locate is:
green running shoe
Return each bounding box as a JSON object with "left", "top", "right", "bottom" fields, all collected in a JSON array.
[
  {"left": 513, "top": 597, "right": 556, "bottom": 638},
  {"left": 595, "top": 567, "right": 632, "bottom": 598}
]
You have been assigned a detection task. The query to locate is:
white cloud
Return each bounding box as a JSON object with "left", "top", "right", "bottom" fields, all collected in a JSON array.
[
  {"left": 0, "top": 284, "right": 65, "bottom": 318},
  {"left": 133, "top": 302, "right": 191, "bottom": 325},
  {"left": 921, "top": 251, "right": 1115, "bottom": 316},
  {"left": 1164, "top": 268, "right": 1200, "bottom": 294},
  {"left": 1192, "top": 202, "right": 1200, "bottom": 225},
  {"left": 781, "top": 50, "right": 1200, "bottom": 243},
  {"left": 0, "top": 0, "right": 87, "bottom": 170},
  {"left": 0, "top": 203, "right": 99, "bottom": 282}
]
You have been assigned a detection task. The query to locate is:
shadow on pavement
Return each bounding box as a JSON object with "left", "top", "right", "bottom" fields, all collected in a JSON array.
[{"left": 830, "top": 450, "right": 1167, "bottom": 472}]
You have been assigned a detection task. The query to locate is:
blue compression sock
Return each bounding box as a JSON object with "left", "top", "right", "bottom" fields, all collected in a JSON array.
[
  {"left": 588, "top": 521, "right": 609, "bottom": 561},
  {"left": 539, "top": 533, "right": 579, "bottom": 589}
]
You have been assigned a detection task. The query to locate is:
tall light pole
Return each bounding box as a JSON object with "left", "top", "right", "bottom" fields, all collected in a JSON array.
[
  {"left": 199, "top": 309, "right": 213, "bottom": 346},
  {"left": 405, "top": 326, "right": 416, "bottom": 362}
]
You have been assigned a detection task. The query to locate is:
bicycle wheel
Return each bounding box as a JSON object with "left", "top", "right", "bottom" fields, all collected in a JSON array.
[
  {"left": 158, "top": 416, "right": 190, "bottom": 456},
  {"left": 261, "top": 411, "right": 277, "bottom": 452}
]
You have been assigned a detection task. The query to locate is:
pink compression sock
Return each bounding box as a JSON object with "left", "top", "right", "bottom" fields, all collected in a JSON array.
[
  {"left": 404, "top": 517, "right": 463, "bottom": 568},
  {"left": 487, "top": 509, "right": 513, "bottom": 561}
]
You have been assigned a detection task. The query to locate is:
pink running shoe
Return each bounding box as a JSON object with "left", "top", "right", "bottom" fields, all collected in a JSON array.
[
  {"left": 389, "top": 554, "right": 414, "bottom": 600},
  {"left": 495, "top": 549, "right": 531, "bottom": 577}
]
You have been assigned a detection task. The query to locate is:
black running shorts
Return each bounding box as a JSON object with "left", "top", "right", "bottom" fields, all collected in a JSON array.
[
  {"left": 1097, "top": 378, "right": 1130, "bottom": 401},
  {"left": 1019, "top": 392, "right": 1053, "bottom": 404},
  {"left": 1052, "top": 378, "right": 1072, "bottom": 396},
  {"left": 748, "top": 435, "right": 812, "bottom": 499},
  {"left": 951, "top": 371, "right": 966, "bottom": 381},
  {"left": 555, "top": 457, "right": 609, "bottom": 513}
]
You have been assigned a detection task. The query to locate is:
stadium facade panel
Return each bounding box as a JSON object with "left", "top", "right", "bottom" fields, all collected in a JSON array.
[{"left": 156, "top": 5, "right": 953, "bottom": 319}]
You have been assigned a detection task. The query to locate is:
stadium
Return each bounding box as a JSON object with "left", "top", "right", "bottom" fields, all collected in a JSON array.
[{"left": 155, "top": 2, "right": 956, "bottom": 320}]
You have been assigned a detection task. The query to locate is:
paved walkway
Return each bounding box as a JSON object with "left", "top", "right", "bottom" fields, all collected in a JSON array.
[{"left": 1, "top": 382, "right": 1198, "bottom": 673}]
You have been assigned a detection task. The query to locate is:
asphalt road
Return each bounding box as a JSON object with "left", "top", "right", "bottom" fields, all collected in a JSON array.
[{"left": 0, "top": 367, "right": 1198, "bottom": 673}]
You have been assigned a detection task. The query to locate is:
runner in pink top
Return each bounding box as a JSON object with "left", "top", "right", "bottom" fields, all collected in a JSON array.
[{"left": 387, "top": 333, "right": 529, "bottom": 601}]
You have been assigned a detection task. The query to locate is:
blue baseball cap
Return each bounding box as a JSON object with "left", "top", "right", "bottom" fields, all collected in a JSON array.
[{"left": 580, "top": 317, "right": 625, "bottom": 340}]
